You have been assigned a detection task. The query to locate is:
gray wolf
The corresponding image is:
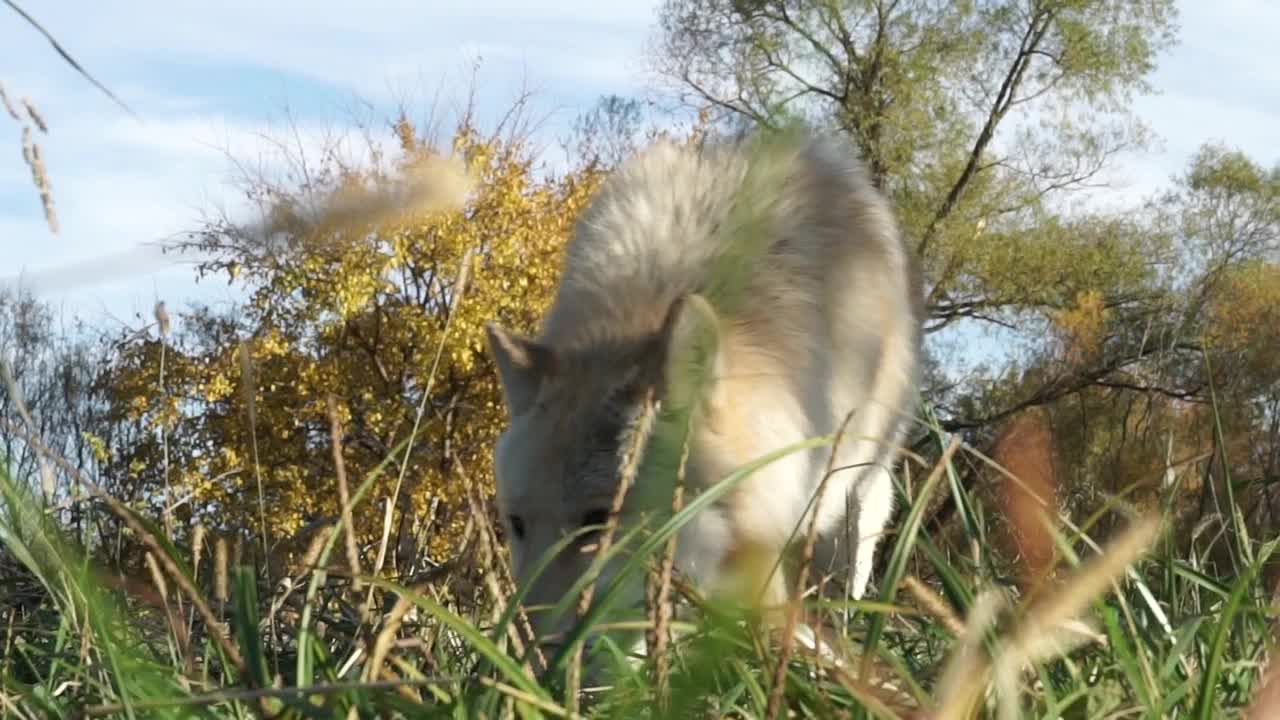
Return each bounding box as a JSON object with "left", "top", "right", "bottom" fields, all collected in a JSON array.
[{"left": 485, "top": 128, "right": 924, "bottom": 655}]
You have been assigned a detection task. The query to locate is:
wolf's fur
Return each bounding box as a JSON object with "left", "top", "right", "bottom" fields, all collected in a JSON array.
[{"left": 485, "top": 129, "right": 924, "bottom": 650}]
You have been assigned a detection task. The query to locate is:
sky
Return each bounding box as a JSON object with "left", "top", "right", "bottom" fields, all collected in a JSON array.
[{"left": 1, "top": 0, "right": 1278, "bottom": 335}]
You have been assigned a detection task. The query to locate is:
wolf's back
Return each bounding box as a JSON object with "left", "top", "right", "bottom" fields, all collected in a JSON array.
[{"left": 538, "top": 130, "right": 922, "bottom": 366}]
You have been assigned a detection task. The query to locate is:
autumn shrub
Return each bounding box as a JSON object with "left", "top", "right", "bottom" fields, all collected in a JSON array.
[{"left": 94, "top": 111, "right": 608, "bottom": 574}]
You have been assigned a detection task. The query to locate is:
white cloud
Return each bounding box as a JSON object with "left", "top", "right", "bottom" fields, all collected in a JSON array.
[
  {"left": 0, "top": 107, "right": 408, "bottom": 322},
  {"left": 2, "top": 1, "right": 667, "bottom": 323},
  {"left": 1119, "top": 0, "right": 1280, "bottom": 188},
  {"left": 2, "top": 0, "right": 660, "bottom": 293},
  {"left": 1, "top": 2, "right": 662, "bottom": 107},
  {"left": 1, "top": 0, "right": 1277, "bottom": 328},
  {"left": 1051, "top": 0, "right": 1280, "bottom": 214}
]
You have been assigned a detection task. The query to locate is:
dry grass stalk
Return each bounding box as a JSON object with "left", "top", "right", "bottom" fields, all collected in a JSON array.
[
  {"left": 154, "top": 301, "right": 171, "bottom": 339},
  {"left": 847, "top": 435, "right": 960, "bottom": 691},
  {"left": 236, "top": 340, "right": 270, "bottom": 574},
  {"left": 452, "top": 457, "right": 546, "bottom": 677},
  {"left": 646, "top": 414, "right": 692, "bottom": 710},
  {"left": 144, "top": 551, "right": 170, "bottom": 603},
  {"left": 191, "top": 524, "right": 206, "bottom": 577},
  {"left": 931, "top": 514, "right": 1161, "bottom": 720},
  {"left": 154, "top": 301, "right": 175, "bottom": 539},
  {"left": 475, "top": 676, "right": 580, "bottom": 719},
  {"left": 929, "top": 589, "right": 1009, "bottom": 720},
  {"left": 327, "top": 395, "right": 363, "bottom": 593},
  {"left": 826, "top": 661, "right": 921, "bottom": 720},
  {"left": 301, "top": 526, "right": 333, "bottom": 572},
  {"left": 214, "top": 537, "right": 229, "bottom": 605},
  {"left": 967, "top": 430, "right": 1178, "bottom": 645},
  {"left": 766, "top": 407, "right": 860, "bottom": 720},
  {"left": 1, "top": 81, "right": 56, "bottom": 234},
  {"left": 237, "top": 341, "right": 256, "bottom": 430},
  {"left": 482, "top": 496, "right": 548, "bottom": 674},
  {"left": 367, "top": 243, "right": 474, "bottom": 626},
  {"left": 21, "top": 98, "right": 46, "bottom": 132},
  {"left": 0, "top": 82, "right": 18, "bottom": 120},
  {"left": 566, "top": 388, "right": 658, "bottom": 713},
  {"left": 187, "top": 523, "right": 208, "bottom": 656},
  {"left": 0, "top": 357, "right": 56, "bottom": 500},
  {"left": 364, "top": 594, "right": 415, "bottom": 683},
  {"left": 3, "top": 0, "right": 139, "bottom": 119},
  {"left": 19, "top": 125, "right": 57, "bottom": 234},
  {"left": 237, "top": 147, "right": 474, "bottom": 261},
  {"left": 237, "top": 338, "right": 276, "bottom": 666},
  {"left": 990, "top": 408, "right": 1060, "bottom": 589},
  {"left": 144, "top": 549, "right": 193, "bottom": 670},
  {"left": 902, "top": 576, "right": 965, "bottom": 637},
  {"left": 82, "top": 675, "right": 506, "bottom": 718},
  {"left": 305, "top": 154, "right": 474, "bottom": 242},
  {"left": 0, "top": 693, "right": 30, "bottom": 720}
]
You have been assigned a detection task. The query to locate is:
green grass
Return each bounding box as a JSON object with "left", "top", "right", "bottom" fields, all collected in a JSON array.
[
  {"left": 2, "top": 129, "right": 1276, "bottom": 719},
  {"left": 2, "top": 407, "right": 1277, "bottom": 719}
]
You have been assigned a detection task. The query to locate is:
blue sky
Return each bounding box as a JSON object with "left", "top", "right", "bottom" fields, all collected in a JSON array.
[{"left": 1, "top": 0, "right": 1278, "bottom": 334}]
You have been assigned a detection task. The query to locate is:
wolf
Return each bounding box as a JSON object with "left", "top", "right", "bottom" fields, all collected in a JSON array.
[{"left": 484, "top": 128, "right": 924, "bottom": 656}]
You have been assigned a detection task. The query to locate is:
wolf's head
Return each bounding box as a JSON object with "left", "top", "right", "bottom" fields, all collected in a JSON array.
[{"left": 484, "top": 293, "right": 721, "bottom": 652}]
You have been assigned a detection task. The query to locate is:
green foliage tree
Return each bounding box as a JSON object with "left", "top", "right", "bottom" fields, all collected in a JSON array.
[
  {"left": 646, "top": 0, "right": 1280, "bottom": 560},
  {"left": 648, "top": 0, "right": 1180, "bottom": 423}
]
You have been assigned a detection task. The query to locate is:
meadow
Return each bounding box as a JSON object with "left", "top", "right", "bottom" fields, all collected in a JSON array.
[{"left": 4, "top": 1, "right": 1279, "bottom": 717}]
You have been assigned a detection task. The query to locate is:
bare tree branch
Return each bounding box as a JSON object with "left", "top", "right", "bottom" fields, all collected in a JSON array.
[{"left": 917, "top": 6, "right": 1057, "bottom": 255}]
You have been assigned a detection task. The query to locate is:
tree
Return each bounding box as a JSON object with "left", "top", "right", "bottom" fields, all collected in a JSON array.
[
  {"left": 0, "top": 288, "right": 121, "bottom": 546},
  {"left": 943, "top": 143, "right": 1279, "bottom": 558},
  {"left": 645, "top": 1, "right": 1280, "bottom": 562},
  {"left": 648, "top": 0, "right": 1180, "bottom": 429},
  {"left": 562, "top": 94, "right": 651, "bottom": 170}
]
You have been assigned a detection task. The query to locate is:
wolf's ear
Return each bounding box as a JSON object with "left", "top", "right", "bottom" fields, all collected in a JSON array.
[
  {"left": 657, "top": 293, "right": 723, "bottom": 412},
  {"left": 486, "top": 323, "right": 556, "bottom": 416}
]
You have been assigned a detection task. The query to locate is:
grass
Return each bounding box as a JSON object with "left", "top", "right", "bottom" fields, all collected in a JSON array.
[
  {"left": 1, "top": 401, "right": 1278, "bottom": 719},
  {"left": 2, "top": 127, "right": 1277, "bottom": 719}
]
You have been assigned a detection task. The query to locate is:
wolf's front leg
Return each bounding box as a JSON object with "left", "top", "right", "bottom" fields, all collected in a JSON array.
[{"left": 849, "top": 465, "right": 896, "bottom": 601}]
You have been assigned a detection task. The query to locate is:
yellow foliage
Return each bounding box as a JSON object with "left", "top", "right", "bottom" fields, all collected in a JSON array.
[
  {"left": 1050, "top": 289, "right": 1111, "bottom": 368},
  {"left": 82, "top": 432, "right": 110, "bottom": 465},
  {"left": 102, "top": 117, "right": 605, "bottom": 565},
  {"left": 1205, "top": 261, "right": 1280, "bottom": 350},
  {"left": 1203, "top": 260, "right": 1280, "bottom": 384}
]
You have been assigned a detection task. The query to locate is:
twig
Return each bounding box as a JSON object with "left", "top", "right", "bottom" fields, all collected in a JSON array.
[{"left": 2, "top": 0, "right": 139, "bottom": 120}]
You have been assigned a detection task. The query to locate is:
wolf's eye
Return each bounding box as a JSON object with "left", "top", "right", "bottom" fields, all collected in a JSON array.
[
  {"left": 581, "top": 509, "right": 610, "bottom": 532},
  {"left": 509, "top": 515, "right": 526, "bottom": 539}
]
